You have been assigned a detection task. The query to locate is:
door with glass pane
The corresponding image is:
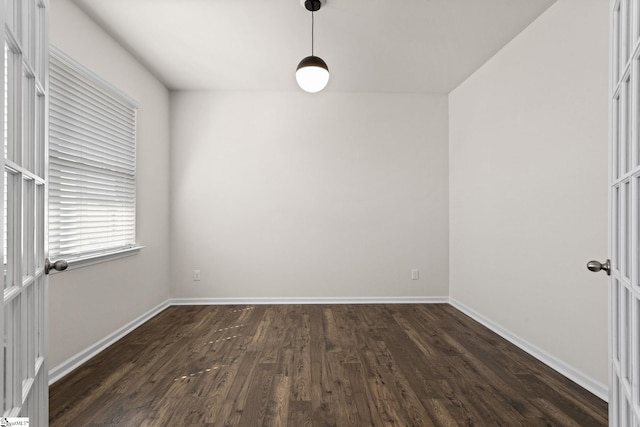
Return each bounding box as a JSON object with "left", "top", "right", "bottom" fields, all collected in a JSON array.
[
  {"left": 610, "top": 0, "right": 640, "bottom": 425},
  {"left": 1, "top": 0, "right": 49, "bottom": 424}
]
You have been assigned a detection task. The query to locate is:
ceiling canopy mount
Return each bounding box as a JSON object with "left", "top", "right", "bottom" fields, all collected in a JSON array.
[{"left": 301, "top": 0, "right": 325, "bottom": 12}]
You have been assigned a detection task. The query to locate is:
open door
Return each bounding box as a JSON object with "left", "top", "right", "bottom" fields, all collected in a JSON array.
[
  {"left": 1, "top": 0, "right": 52, "bottom": 424},
  {"left": 603, "top": 0, "right": 640, "bottom": 424}
]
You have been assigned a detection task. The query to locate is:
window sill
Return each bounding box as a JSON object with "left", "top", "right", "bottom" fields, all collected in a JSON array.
[{"left": 48, "top": 246, "right": 144, "bottom": 273}]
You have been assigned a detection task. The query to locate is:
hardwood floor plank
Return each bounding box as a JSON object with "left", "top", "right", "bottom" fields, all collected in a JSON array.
[
  {"left": 211, "top": 348, "right": 262, "bottom": 427},
  {"left": 264, "top": 374, "right": 291, "bottom": 427},
  {"left": 530, "top": 397, "right": 584, "bottom": 427},
  {"left": 325, "top": 351, "right": 359, "bottom": 426},
  {"left": 366, "top": 376, "right": 406, "bottom": 425},
  {"left": 287, "top": 400, "right": 312, "bottom": 427},
  {"left": 237, "top": 363, "right": 276, "bottom": 427},
  {"left": 423, "top": 398, "right": 461, "bottom": 427},
  {"left": 361, "top": 342, "right": 433, "bottom": 426},
  {"left": 343, "top": 362, "right": 381, "bottom": 426},
  {"left": 439, "top": 332, "right": 537, "bottom": 421},
  {"left": 290, "top": 308, "right": 312, "bottom": 402},
  {"left": 518, "top": 372, "right": 609, "bottom": 425},
  {"left": 50, "top": 304, "right": 607, "bottom": 426},
  {"left": 309, "top": 330, "right": 337, "bottom": 426}
]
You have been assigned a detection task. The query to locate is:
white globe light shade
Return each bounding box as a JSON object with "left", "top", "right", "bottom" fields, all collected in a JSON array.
[{"left": 296, "top": 56, "right": 330, "bottom": 93}]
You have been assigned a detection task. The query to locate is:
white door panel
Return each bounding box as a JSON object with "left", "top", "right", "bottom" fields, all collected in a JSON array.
[
  {"left": 609, "top": 0, "right": 640, "bottom": 424},
  {"left": 1, "top": 0, "right": 49, "bottom": 424}
]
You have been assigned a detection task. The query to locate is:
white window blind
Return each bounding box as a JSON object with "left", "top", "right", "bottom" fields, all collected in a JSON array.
[{"left": 49, "top": 48, "right": 138, "bottom": 261}]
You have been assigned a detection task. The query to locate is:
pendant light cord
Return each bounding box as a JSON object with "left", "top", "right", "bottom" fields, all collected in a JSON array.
[{"left": 311, "top": 11, "right": 315, "bottom": 56}]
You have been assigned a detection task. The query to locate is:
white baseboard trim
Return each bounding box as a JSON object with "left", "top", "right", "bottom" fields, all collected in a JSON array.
[
  {"left": 449, "top": 298, "right": 608, "bottom": 402},
  {"left": 168, "top": 296, "right": 449, "bottom": 305},
  {"left": 48, "top": 299, "right": 171, "bottom": 385}
]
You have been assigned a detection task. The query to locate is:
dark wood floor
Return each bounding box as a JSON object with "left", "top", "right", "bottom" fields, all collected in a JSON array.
[{"left": 50, "top": 304, "right": 607, "bottom": 426}]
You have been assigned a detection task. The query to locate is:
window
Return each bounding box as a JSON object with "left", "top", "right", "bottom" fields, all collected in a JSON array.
[{"left": 48, "top": 47, "right": 139, "bottom": 265}]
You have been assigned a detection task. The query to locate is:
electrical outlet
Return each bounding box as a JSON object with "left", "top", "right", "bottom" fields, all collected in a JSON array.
[
  {"left": 411, "top": 269, "right": 419, "bottom": 280},
  {"left": 193, "top": 270, "right": 201, "bottom": 281}
]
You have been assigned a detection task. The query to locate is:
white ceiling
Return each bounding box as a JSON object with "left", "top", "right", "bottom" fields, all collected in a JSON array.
[{"left": 71, "top": 0, "right": 556, "bottom": 93}]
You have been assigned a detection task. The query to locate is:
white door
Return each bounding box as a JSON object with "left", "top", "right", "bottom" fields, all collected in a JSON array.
[
  {"left": 608, "top": 0, "right": 640, "bottom": 425},
  {"left": 1, "top": 0, "right": 51, "bottom": 424}
]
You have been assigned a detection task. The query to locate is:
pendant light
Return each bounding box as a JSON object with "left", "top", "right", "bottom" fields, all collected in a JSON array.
[{"left": 296, "top": 0, "right": 329, "bottom": 93}]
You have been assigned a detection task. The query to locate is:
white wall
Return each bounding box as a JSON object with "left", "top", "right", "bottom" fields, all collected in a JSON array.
[
  {"left": 449, "top": 0, "right": 609, "bottom": 387},
  {"left": 170, "top": 92, "right": 449, "bottom": 299},
  {"left": 49, "top": 0, "right": 171, "bottom": 369}
]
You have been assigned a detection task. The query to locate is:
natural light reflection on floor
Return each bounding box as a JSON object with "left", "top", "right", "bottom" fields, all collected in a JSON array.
[
  {"left": 215, "top": 324, "right": 244, "bottom": 332},
  {"left": 172, "top": 309, "right": 252, "bottom": 382},
  {"left": 174, "top": 366, "right": 221, "bottom": 381},
  {"left": 229, "top": 307, "right": 254, "bottom": 313},
  {"left": 205, "top": 335, "right": 241, "bottom": 344}
]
